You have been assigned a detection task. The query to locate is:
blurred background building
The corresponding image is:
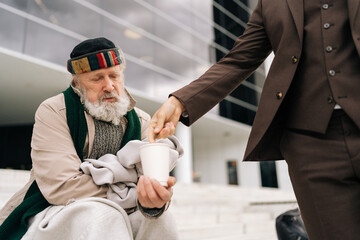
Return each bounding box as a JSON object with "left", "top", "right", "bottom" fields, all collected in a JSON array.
[{"left": 0, "top": 0, "right": 291, "bottom": 191}]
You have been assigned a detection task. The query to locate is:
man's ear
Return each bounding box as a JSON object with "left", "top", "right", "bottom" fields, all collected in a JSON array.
[{"left": 72, "top": 75, "right": 80, "bottom": 88}]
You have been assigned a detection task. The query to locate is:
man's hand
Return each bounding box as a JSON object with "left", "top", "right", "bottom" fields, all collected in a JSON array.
[
  {"left": 137, "top": 176, "right": 176, "bottom": 208},
  {"left": 148, "top": 96, "right": 185, "bottom": 143}
]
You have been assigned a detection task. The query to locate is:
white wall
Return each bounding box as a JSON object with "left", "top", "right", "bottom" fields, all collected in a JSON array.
[
  {"left": 276, "top": 161, "right": 294, "bottom": 191},
  {"left": 193, "top": 133, "right": 261, "bottom": 187}
]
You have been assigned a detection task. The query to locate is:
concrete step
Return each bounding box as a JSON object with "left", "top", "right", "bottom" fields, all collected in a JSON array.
[
  {"left": 172, "top": 211, "right": 272, "bottom": 226},
  {"left": 178, "top": 221, "right": 276, "bottom": 240},
  {"left": 0, "top": 169, "right": 30, "bottom": 208},
  {"left": 181, "top": 233, "right": 278, "bottom": 240},
  {"left": 170, "top": 203, "right": 247, "bottom": 216},
  {"left": 188, "top": 232, "right": 278, "bottom": 240},
  {"left": 0, "top": 169, "right": 30, "bottom": 184}
]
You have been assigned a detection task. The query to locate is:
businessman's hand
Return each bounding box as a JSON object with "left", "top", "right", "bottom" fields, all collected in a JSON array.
[{"left": 148, "top": 96, "right": 185, "bottom": 143}]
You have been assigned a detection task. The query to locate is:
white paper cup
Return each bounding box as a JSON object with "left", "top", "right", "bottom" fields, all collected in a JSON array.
[{"left": 139, "top": 143, "right": 170, "bottom": 187}]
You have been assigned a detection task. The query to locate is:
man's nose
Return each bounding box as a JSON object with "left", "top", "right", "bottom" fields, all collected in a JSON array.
[{"left": 103, "top": 76, "right": 114, "bottom": 92}]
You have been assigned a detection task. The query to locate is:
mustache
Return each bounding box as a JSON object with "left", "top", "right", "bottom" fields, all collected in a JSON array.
[{"left": 100, "top": 92, "right": 119, "bottom": 100}]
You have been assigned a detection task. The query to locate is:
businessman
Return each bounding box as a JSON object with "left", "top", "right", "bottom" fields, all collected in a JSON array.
[{"left": 149, "top": 1, "right": 360, "bottom": 239}]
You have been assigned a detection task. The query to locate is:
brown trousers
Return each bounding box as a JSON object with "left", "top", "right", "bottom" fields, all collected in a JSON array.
[{"left": 280, "top": 109, "right": 360, "bottom": 240}]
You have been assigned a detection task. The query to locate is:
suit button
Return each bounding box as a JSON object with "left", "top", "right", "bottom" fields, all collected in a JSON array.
[
  {"left": 327, "top": 96, "right": 334, "bottom": 104},
  {"left": 329, "top": 70, "right": 336, "bottom": 76},
  {"left": 322, "top": 4, "right": 329, "bottom": 9},
  {"left": 326, "top": 46, "right": 333, "bottom": 53},
  {"left": 291, "top": 56, "right": 298, "bottom": 64},
  {"left": 276, "top": 92, "right": 283, "bottom": 99}
]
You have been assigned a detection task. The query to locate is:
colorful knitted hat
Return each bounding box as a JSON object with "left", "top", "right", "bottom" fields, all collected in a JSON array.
[{"left": 67, "top": 37, "right": 122, "bottom": 74}]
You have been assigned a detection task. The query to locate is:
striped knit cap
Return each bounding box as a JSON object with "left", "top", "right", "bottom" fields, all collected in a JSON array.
[{"left": 67, "top": 37, "right": 122, "bottom": 74}]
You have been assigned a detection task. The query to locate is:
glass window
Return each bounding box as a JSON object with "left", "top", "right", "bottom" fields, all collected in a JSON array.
[
  {"left": 102, "top": 18, "right": 201, "bottom": 79},
  {"left": 125, "top": 61, "right": 185, "bottom": 99},
  {"left": 98, "top": 0, "right": 154, "bottom": 34},
  {"left": 0, "top": 9, "right": 26, "bottom": 51},
  {"left": 27, "top": 0, "right": 102, "bottom": 38},
  {"left": 0, "top": 0, "right": 28, "bottom": 11},
  {"left": 24, "top": 22, "right": 79, "bottom": 66}
]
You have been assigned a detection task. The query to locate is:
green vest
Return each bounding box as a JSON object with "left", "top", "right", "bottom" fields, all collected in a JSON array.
[{"left": 0, "top": 87, "right": 141, "bottom": 239}]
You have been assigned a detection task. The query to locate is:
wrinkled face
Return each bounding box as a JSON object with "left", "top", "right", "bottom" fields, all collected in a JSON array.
[
  {"left": 76, "top": 65, "right": 123, "bottom": 103},
  {"left": 74, "top": 65, "right": 130, "bottom": 125}
]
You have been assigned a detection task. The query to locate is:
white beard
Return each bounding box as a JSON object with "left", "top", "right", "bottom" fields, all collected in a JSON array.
[{"left": 78, "top": 87, "right": 130, "bottom": 125}]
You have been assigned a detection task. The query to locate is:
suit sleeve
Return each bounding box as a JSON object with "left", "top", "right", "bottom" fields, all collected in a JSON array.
[
  {"left": 171, "top": 0, "right": 272, "bottom": 126},
  {"left": 31, "top": 98, "right": 108, "bottom": 205}
]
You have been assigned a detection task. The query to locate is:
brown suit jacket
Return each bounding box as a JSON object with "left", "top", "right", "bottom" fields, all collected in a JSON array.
[{"left": 172, "top": 0, "right": 360, "bottom": 161}]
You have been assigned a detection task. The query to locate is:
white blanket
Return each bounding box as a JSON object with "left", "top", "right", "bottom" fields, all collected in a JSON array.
[
  {"left": 22, "top": 197, "right": 133, "bottom": 240},
  {"left": 22, "top": 197, "right": 179, "bottom": 240},
  {"left": 80, "top": 136, "right": 183, "bottom": 209}
]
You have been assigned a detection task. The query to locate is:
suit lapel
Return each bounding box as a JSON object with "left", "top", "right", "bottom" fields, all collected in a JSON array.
[
  {"left": 286, "top": 0, "right": 304, "bottom": 44},
  {"left": 348, "top": 0, "right": 360, "bottom": 29}
]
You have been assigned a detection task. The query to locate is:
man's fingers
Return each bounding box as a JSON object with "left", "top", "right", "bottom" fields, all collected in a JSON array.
[
  {"left": 151, "top": 179, "right": 172, "bottom": 202},
  {"left": 151, "top": 122, "right": 174, "bottom": 140},
  {"left": 148, "top": 125, "right": 157, "bottom": 143},
  {"left": 137, "top": 176, "right": 176, "bottom": 209},
  {"left": 153, "top": 112, "right": 166, "bottom": 134},
  {"left": 157, "top": 122, "right": 177, "bottom": 139},
  {"left": 143, "top": 176, "right": 161, "bottom": 207},
  {"left": 137, "top": 176, "right": 152, "bottom": 207},
  {"left": 139, "top": 176, "right": 169, "bottom": 208},
  {"left": 168, "top": 122, "right": 176, "bottom": 136},
  {"left": 148, "top": 113, "right": 165, "bottom": 143},
  {"left": 148, "top": 96, "right": 185, "bottom": 142},
  {"left": 157, "top": 124, "right": 171, "bottom": 139},
  {"left": 167, "top": 176, "right": 176, "bottom": 188}
]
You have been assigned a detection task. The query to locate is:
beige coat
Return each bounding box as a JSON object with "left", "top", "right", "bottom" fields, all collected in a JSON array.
[{"left": 0, "top": 90, "right": 150, "bottom": 224}]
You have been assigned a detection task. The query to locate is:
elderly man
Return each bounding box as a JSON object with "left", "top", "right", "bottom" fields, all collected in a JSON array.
[{"left": 0, "top": 37, "right": 180, "bottom": 240}]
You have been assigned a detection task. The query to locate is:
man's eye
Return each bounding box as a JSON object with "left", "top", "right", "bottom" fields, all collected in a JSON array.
[{"left": 110, "top": 75, "right": 120, "bottom": 80}]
